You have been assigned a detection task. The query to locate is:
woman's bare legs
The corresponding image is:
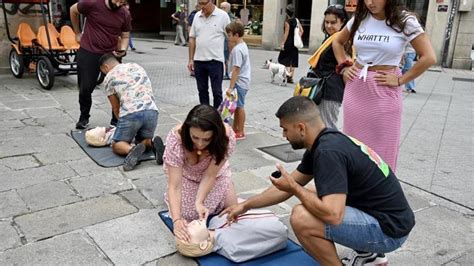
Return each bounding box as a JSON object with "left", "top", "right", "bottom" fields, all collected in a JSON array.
[{"left": 286, "top": 65, "right": 295, "bottom": 83}]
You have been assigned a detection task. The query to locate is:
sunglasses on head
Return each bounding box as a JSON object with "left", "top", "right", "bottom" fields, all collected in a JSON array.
[{"left": 329, "top": 4, "right": 345, "bottom": 9}]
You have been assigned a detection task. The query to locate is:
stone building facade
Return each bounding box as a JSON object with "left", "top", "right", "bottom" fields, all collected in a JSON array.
[{"left": 1, "top": 0, "right": 472, "bottom": 69}]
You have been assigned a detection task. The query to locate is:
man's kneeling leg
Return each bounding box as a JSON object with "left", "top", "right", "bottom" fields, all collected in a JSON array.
[
  {"left": 325, "top": 206, "right": 408, "bottom": 265},
  {"left": 290, "top": 204, "right": 341, "bottom": 265},
  {"left": 325, "top": 206, "right": 407, "bottom": 254}
]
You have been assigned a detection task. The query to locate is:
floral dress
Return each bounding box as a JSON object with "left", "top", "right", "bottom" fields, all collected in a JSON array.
[{"left": 163, "top": 125, "right": 237, "bottom": 221}]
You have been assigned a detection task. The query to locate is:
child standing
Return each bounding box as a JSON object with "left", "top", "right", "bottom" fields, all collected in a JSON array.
[{"left": 225, "top": 22, "right": 251, "bottom": 140}]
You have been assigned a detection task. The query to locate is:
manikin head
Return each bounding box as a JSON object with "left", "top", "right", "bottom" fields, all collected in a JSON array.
[
  {"left": 175, "top": 220, "right": 215, "bottom": 257},
  {"left": 85, "top": 127, "right": 108, "bottom": 146},
  {"left": 85, "top": 126, "right": 115, "bottom": 147}
]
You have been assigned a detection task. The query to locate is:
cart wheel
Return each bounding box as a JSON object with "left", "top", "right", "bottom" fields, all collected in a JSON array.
[
  {"left": 36, "top": 57, "right": 55, "bottom": 90},
  {"left": 9, "top": 49, "right": 24, "bottom": 78}
]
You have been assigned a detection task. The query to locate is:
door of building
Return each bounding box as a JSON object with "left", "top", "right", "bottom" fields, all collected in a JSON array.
[
  {"left": 294, "top": 0, "right": 312, "bottom": 46},
  {"left": 402, "top": 0, "right": 428, "bottom": 26}
]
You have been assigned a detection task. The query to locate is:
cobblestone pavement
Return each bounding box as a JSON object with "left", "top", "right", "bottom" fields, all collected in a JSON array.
[{"left": 0, "top": 39, "right": 472, "bottom": 265}]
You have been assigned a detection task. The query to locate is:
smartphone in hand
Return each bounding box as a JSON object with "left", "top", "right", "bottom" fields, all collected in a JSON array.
[{"left": 271, "top": 170, "right": 282, "bottom": 178}]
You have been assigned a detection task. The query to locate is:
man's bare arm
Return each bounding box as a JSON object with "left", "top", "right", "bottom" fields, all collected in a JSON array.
[
  {"left": 70, "top": 3, "right": 81, "bottom": 41},
  {"left": 221, "top": 169, "right": 313, "bottom": 220},
  {"left": 107, "top": 95, "right": 120, "bottom": 119},
  {"left": 118, "top": 32, "right": 130, "bottom": 51}
]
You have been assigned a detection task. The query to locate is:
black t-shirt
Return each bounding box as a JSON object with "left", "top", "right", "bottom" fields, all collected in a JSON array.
[
  {"left": 308, "top": 41, "right": 344, "bottom": 103},
  {"left": 297, "top": 129, "right": 415, "bottom": 238}
]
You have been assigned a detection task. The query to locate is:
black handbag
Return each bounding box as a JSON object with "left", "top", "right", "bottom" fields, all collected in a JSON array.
[{"left": 293, "top": 76, "right": 326, "bottom": 105}]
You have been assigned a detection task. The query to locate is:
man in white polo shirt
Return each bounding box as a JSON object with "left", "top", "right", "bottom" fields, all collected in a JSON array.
[{"left": 187, "top": 0, "right": 230, "bottom": 108}]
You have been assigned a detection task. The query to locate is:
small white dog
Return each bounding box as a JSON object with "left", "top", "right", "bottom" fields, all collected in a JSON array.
[{"left": 262, "top": 59, "right": 290, "bottom": 86}]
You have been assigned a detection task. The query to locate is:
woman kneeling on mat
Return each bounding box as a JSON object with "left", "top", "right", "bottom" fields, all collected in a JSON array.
[{"left": 164, "top": 104, "right": 237, "bottom": 242}]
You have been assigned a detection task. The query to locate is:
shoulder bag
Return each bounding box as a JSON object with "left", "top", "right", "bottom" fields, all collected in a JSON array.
[
  {"left": 293, "top": 76, "right": 326, "bottom": 105},
  {"left": 293, "top": 18, "right": 303, "bottom": 49}
]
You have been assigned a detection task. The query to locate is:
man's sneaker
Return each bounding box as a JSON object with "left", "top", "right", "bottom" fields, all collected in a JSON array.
[
  {"left": 110, "top": 116, "right": 118, "bottom": 127},
  {"left": 123, "top": 143, "right": 146, "bottom": 171},
  {"left": 341, "top": 251, "right": 388, "bottom": 266},
  {"left": 152, "top": 136, "right": 165, "bottom": 165},
  {"left": 75, "top": 118, "right": 89, "bottom": 130}
]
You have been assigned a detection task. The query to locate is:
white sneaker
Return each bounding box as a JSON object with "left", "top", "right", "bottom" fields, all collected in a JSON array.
[{"left": 341, "top": 250, "right": 388, "bottom": 266}]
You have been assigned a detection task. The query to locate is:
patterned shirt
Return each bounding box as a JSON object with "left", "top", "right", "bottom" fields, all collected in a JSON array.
[{"left": 104, "top": 63, "right": 158, "bottom": 117}]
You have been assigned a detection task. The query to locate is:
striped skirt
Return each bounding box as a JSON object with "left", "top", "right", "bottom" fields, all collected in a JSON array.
[{"left": 343, "top": 68, "right": 402, "bottom": 172}]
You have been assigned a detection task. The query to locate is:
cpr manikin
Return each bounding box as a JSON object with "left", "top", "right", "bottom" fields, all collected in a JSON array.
[{"left": 175, "top": 210, "right": 288, "bottom": 262}]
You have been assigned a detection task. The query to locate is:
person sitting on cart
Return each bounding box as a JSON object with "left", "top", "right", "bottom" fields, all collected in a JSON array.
[
  {"left": 70, "top": 0, "right": 131, "bottom": 130},
  {"left": 99, "top": 53, "right": 165, "bottom": 171}
]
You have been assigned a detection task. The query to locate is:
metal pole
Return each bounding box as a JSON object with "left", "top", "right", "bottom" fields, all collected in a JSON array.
[
  {"left": 441, "top": 0, "right": 459, "bottom": 68},
  {"left": 40, "top": 0, "right": 53, "bottom": 51},
  {"left": 2, "top": 1, "right": 15, "bottom": 43}
]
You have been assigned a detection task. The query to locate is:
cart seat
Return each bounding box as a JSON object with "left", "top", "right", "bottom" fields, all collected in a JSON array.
[
  {"left": 60, "top": 26, "right": 80, "bottom": 50},
  {"left": 17, "top": 23, "right": 37, "bottom": 48},
  {"left": 37, "top": 26, "right": 64, "bottom": 50},
  {"left": 47, "top": 23, "right": 61, "bottom": 39}
]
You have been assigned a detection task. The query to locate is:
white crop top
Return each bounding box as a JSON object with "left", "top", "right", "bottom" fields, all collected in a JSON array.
[{"left": 346, "top": 13, "right": 423, "bottom": 81}]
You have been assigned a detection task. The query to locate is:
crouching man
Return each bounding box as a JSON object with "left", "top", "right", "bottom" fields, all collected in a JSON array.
[
  {"left": 221, "top": 96, "right": 415, "bottom": 265},
  {"left": 99, "top": 54, "right": 164, "bottom": 171}
]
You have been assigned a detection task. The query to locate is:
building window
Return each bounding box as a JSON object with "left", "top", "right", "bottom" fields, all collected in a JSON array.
[{"left": 218, "top": 0, "right": 264, "bottom": 36}]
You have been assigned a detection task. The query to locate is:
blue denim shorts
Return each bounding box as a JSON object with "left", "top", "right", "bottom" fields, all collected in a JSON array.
[
  {"left": 113, "top": 110, "right": 158, "bottom": 143},
  {"left": 325, "top": 206, "right": 408, "bottom": 253},
  {"left": 235, "top": 84, "right": 248, "bottom": 108}
]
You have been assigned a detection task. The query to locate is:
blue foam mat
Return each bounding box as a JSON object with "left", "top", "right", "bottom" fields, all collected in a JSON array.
[{"left": 158, "top": 210, "right": 320, "bottom": 266}]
